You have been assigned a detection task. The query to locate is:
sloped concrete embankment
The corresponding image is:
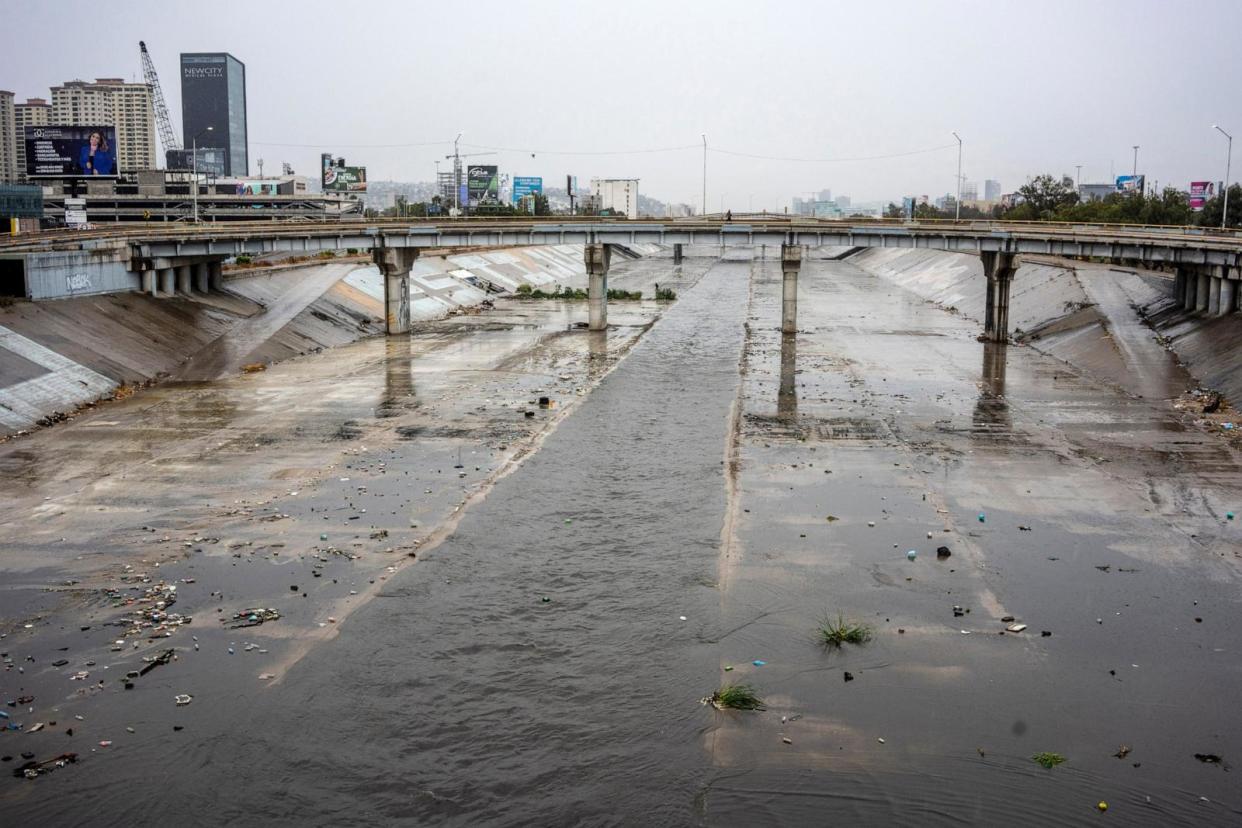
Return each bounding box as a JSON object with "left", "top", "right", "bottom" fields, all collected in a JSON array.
[
  {"left": 0, "top": 243, "right": 636, "bottom": 436},
  {"left": 846, "top": 248, "right": 1206, "bottom": 402}
]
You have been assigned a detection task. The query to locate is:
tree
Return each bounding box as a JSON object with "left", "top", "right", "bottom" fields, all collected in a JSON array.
[
  {"left": 1196, "top": 184, "right": 1242, "bottom": 229},
  {"left": 884, "top": 202, "right": 905, "bottom": 219},
  {"left": 1009, "top": 174, "right": 1079, "bottom": 220}
]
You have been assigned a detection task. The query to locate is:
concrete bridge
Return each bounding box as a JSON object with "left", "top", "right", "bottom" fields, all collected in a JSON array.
[{"left": 3, "top": 217, "right": 1240, "bottom": 342}]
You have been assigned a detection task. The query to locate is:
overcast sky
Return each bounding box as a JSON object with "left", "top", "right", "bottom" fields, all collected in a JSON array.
[{"left": 4, "top": 0, "right": 1240, "bottom": 209}]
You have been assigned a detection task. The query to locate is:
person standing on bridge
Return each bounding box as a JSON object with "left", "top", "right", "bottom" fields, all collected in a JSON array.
[{"left": 725, "top": 210, "right": 733, "bottom": 222}]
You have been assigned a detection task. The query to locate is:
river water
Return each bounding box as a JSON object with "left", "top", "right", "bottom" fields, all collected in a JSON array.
[{"left": 4, "top": 249, "right": 1241, "bottom": 825}]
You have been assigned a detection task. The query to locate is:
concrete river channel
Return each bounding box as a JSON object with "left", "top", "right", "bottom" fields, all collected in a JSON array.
[{"left": 1, "top": 248, "right": 1240, "bottom": 825}]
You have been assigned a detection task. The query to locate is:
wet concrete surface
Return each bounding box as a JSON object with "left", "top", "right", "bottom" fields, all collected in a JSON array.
[{"left": 2, "top": 249, "right": 1241, "bottom": 825}]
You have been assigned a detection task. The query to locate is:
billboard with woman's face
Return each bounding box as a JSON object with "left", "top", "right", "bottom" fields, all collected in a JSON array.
[{"left": 24, "top": 126, "right": 120, "bottom": 178}]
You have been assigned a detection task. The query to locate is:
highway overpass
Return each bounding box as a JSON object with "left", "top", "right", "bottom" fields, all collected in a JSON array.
[{"left": 2, "top": 217, "right": 1240, "bottom": 340}]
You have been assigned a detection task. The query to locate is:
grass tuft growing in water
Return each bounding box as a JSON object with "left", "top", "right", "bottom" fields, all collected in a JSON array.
[
  {"left": 817, "top": 614, "right": 873, "bottom": 648},
  {"left": 1032, "top": 752, "right": 1067, "bottom": 769},
  {"left": 708, "top": 684, "right": 765, "bottom": 711}
]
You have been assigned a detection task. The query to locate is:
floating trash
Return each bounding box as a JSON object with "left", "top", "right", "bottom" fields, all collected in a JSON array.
[{"left": 174, "top": 694, "right": 193, "bottom": 706}]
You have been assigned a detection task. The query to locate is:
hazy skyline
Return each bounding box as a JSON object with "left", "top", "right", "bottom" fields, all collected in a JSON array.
[{"left": 4, "top": 0, "right": 1239, "bottom": 210}]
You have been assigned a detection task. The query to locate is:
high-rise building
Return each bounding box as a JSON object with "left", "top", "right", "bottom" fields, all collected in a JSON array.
[
  {"left": 835, "top": 195, "right": 851, "bottom": 209},
  {"left": 50, "top": 79, "right": 157, "bottom": 173},
  {"left": 0, "top": 91, "right": 15, "bottom": 183},
  {"left": 817, "top": 188, "right": 832, "bottom": 203},
  {"left": 181, "top": 53, "right": 248, "bottom": 176},
  {"left": 960, "top": 181, "right": 979, "bottom": 201},
  {"left": 14, "top": 97, "right": 50, "bottom": 181},
  {"left": 984, "top": 179, "right": 1001, "bottom": 201}
]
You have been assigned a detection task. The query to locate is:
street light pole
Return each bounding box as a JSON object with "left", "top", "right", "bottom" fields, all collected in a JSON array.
[
  {"left": 701, "top": 133, "right": 707, "bottom": 217},
  {"left": 453, "top": 132, "right": 462, "bottom": 215},
  {"left": 952, "top": 132, "right": 962, "bottom": 222},
  {"left": 1075, "top": 165, "right": 1082, "bottom": 190},
  {"left": 1132, "top": 145, "right": 1139, "bottom": 177},
  {"left": 191, "top": 126, "right": 213, "bottom": 223},
  {"left": 1215, "top": 125, "right": 1233, "bottom": 229}
]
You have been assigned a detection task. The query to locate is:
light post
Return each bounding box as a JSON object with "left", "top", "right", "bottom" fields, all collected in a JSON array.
[
  {"left": 453, "top": 132, "right": 462, "bottom": 215},
  {"left": 1132, "top": 145, "right": 1139, "bottom": 177},
  {"left": 701, "top": 133, "right": 707, "bottom": 217},
  {"left": 1214, "top": 125, "right": 1233, "bottom": 229},
  {"left": 1075, "top": 165, "right": 1082, "bottom": 190},
  {"left": 952, "top": 132, "right": 962, "bottom": 221},
  {"left": 191, "top": 126, "right": 213, "bottom": 223}
]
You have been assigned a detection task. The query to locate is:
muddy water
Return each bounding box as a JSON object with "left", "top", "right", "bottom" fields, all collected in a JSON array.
[{"left": 4, "top": 249, "right": 1242, "bottom": 825}]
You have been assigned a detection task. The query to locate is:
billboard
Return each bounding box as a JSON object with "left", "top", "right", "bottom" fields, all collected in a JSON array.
[
  {"left": 467, "top": 165, "right": 499, "bottom": 204},
  {"left": 512, "top": 176, "right": 543, "bottom": 204},
  {"left": 1115, "top": 175, "right": 1145, "bottom": 194},
  {"left": 321, "top": 154, "right": 367, "bottom": 192},
  {"left": 1190, "top": 181, "right": 1216, "bottom": 211},
  {"left": 166, "top": 147, "right": 227, "bottom": 177},
  {"left": 25, "top": 126, "right": 120, "bottom": 178}
]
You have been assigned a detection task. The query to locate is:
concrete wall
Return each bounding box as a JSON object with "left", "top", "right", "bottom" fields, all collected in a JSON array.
[{"left": 21, "top": 247, "right": 140, "bottom": 300}]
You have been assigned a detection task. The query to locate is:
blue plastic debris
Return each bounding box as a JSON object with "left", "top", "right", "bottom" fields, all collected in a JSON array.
[
  {"left": 978, "top": 513, "right": 986, "bottom": 523},
  {"left": 752, "top": 660, "right": 766, "bottom": 666},
  {"left": 907, "top": 549, "right": 918, "bottom": 560}
]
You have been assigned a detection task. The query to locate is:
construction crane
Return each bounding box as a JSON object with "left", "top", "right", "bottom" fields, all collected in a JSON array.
[{"left": 139, "top": 41, "right": 181, "bottom": 156}]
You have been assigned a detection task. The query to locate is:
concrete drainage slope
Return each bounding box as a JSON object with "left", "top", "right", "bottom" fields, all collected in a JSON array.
[{"left": 0, "top": 243, "right": 661, "bottom": 437}]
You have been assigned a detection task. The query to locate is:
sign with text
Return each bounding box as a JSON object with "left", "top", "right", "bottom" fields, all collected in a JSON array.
[
  {"left": 512, "top": 176, "right": 542, "bottom": 204},
  {"left": 1115, "top": 175, "right": 1145, "bottom": 194},
  {"left": 321, "top": 153, "right": 367, "bottom": 192},
  {"left": 1189, "top": 181, "right": 1215, "bottom": 211},
  {"left": 467, "top": 165, "right": 499, "bottom": 205},
  {"left": 25, "top": 126, "right": 120, "bottom": 178}
]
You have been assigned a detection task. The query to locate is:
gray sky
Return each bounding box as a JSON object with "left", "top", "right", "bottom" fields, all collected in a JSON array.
[{"left": 4, "top": 0, "right": 1240, "bottom": 210}]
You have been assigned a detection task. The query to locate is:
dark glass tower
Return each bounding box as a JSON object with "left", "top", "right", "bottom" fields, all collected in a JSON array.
[{"left": 180, "top": 52, "right": 247, "bottom": 176}]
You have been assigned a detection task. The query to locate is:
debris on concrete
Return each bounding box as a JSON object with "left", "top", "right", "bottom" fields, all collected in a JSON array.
[{"left": 223, "top": 608, "right": 281, "bottom": 629}]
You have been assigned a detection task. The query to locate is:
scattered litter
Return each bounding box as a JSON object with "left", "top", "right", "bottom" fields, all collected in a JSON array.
[
  {"left": 174, "top": 694, "right": 193, "bottom": 706},
  {"left": 977, "top": 513, "right": 986, "bottom": 523},
  {"left": 843, "top": 671, "right": 854, "bottom": 682},
  {"left": 1018, "top": 525, "right": 1032, "bottom": 531},
  {"left": 782, "top": 737, "right": 793, "bottom": 744},
  {"left": 1194, "top": 753, "right": 1224, "bottom": 764},
  {"left": 1006, "top": 623, "right": 1028, "bottom": 633},
  {"left": 1114, "top": 746, "right": 1132, "bottom": 759},
  {"left": 752, "top": 660, "right": 766, "bottom": 666},
  {"left": 224, "top": 608, "right": 280, "bottom": 629},
  {"left": 936, "top": 546, "right": 951, "bottom": 560},
  {"left": 877, "top": 737, "right": 886, "bottom": 744},
  {"left": 1097, "top": 802, "right": 1108, "bottom": 813},
  {"left": 13, "top": 752, "right": 77, "bottom": 780},
  {"left": 28, "top": 723, "right": 44, "bottom": 733},
  {"left": 679, "top": 616, "right": 687, "bottom": 621},
  {"left": 906, "top": 550, "right": 917, "bottom": 561}
]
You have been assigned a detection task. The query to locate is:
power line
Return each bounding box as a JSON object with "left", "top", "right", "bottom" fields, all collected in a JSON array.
[
  {"left": 250, "top": 139, "right": 454, "bottom": 148},
  {"left": 460, "top": 142, "right": 701, "bottom": 156}
]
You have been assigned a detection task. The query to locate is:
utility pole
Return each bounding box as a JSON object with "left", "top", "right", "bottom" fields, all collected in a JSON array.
[
  {"left": 1075, "top": 165, "right": 1082, "bottom": 190},
  {"left": 191, "top": 126, "right": 213, "bottom": 223},
  {"left": 701, "top": 133, "right": 707, "bottom": 217},
  {"left": 1132, "top": 145, "right": 1139, "bottom": 177},
  {"left": 952, "top": 132, "right": 962, "bottom": 221},
  {"left": 1215, "top": 125, "right": 1233, "bottom": 229}
]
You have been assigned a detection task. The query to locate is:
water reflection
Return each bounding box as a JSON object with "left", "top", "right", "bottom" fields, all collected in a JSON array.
[
  {"left": 972, "top": 341, "right": 1010, "bottom": 434},
  {"left": 378, "top": 336, "right": 415, "bottom": 418},
  {"left": 777, "top": 333, "right": 797, "bottom": 420}
]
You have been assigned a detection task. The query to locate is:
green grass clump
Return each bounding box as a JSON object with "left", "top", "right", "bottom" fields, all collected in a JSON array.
[
  {"left": 817, "top": 614, "right": 873, "bottom": 648},
  {"left": 654, "top": 287, "right": 677, "bottom": 301},
  {"left": 1032, "top": 752, "right": 1067, "bottom": 769},
  {"left": 709, "top": 684, "right": 765, "bottom": 711}
]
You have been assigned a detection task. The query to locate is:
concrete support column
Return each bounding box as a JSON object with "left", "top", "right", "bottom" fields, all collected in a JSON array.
[
  {"left": 141, "top": 270, "right": 156, "bottom": 297},
  {"left": 1220, "top": 277, "right": 1237, "bottom": 315},
  {"left": 372, "top": 247, "right": 418, "bottom": 335},
  {"left": 781, "top": 243, "right": 802, "bottom": 334},
  {"left": 981, "top": 251, "right": 1017, "bottom": 343},
  {"left": 1173, "top": 269, "right": 1187, "bottom": 305},
  {"left": 194, "top": 262, "right": 210, "bottom": 294},
  {"left": 1209, "top": 276, "right": 1223, "bottom": 316},
  {"left": 208, "top": 261, "right": 224, "bottom": 292},
  {"left": 158, "top": 267, "right": 175, "bottom": 297},
  {"left": 673, "top": 243, "right": 683, "bottom": 264},
  {"left": 1182, "top": 267, "right": 1199, "bottom": 310},
  {"left": 176, "top": 264, "right": 193, "bottom": 295},
  {"left": 1196, "top": 272, "right": 1211, "bottom": 313},
  {"left": 585, "top": 243, "right": 611, "bottom": 331}
]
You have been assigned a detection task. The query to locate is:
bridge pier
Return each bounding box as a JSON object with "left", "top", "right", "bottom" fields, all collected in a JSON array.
[
  {"left": 372, "top": 247, "right": 418, "bottom": 335},
  {"left": 158, "top": 267, "right": 175, "bottom": 298},
  {"left": 141, "top": 270, "right": 156, "bottom": 296},
  {"left": 981, "top": 251, "right": 1016, "bottom": 342},
  {"left": 673, "top": 244, "right": 683, "bottom": 264},
  {"left": 1178, "top": 267, "right": 1196, "bottom": 310},
  {"left": 1220, "top": 276, "right": 1238, "bottom": 316},
  {"left": 585, "top": 243, "right": 611, "bottom": 331},
  {"left": 1196, "top": 271, "right": 1211, "bottom": 313},
  {"left": 194, "top": 262, "right": 210, "bottom": 293},
  {"left": 176, "top": 264, "right": 193, "bottom": 295},
  {"left": 209, "top": 261, "right": 224, "bottom": 292},
  {"left": 781, "top": 244, "right": 802, "bottom": 334},
  {"left": 1209, "top": 275, "right": 1223, "bottom": 316}
]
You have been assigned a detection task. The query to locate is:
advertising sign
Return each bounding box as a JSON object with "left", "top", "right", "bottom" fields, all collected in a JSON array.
[
  {"left": 25, "top": 126, "right": 120, "bottom": 178},
  {"left": 467, "top": 165, "right": 499, "bottom": 204},
  {"left": 512, "top": 176, "right": 543, "bottom": 204},
  {"left": 1189, "top": 181, "right": 1215, "bottom": 211},
  {"left": 64, "top": 197, "right": 87, "bottom": 228},
  {"left": 1115, "top": 175, "right": 1145, "bottom": 194},
  {"left": 321, "top": 154, "right": 367, "bottom": 192}
]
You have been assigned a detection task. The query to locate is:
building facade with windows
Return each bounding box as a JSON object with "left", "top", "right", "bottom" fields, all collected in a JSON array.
[
  {"left": 49, "top": 79, "right": 157, "bottom": 174},
  {"left": 180, "top": 53, "right": 248, "bottom": 176}
]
